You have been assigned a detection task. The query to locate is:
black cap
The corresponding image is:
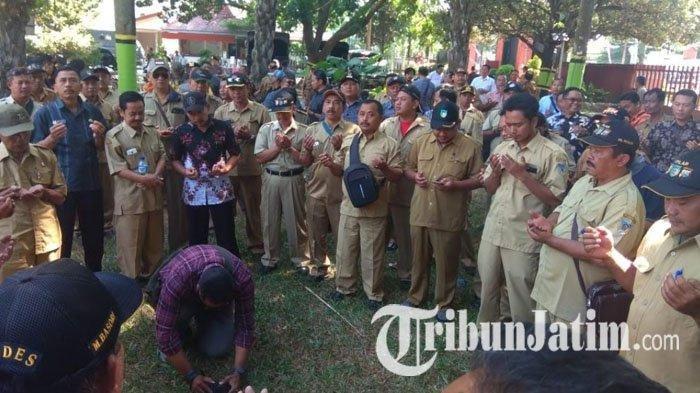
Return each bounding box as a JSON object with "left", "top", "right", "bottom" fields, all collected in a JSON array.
[
  {"left": 225, "top": 74, "right": 248, "bottom": 88},
  {"left": 340, "top": 72, "right": 359, "bottom": 85},
  {"left": 183, "top": 91, "right": 207, "bottom": 112},
  {"left": 270, "top": 88, "right": 295, "bottom": 112},
  {"left": 643, "top": 150, "right": 700, "bottom": 198},
  {"left": 504, "top": 81, "right": 524, "bottom": 93},
  {"left": 430, "top": 100, "right": 460, "bottom": 129},
  {"left": 80, "top": 69, "right": 99, "bottom": 82},
  {"left": 91, "top": 66, "right": 110, "bottom": 75},
  {"left": 190, "top": 68, "right": 212, "bottom": 84},
  {"left": 399, "top": 84, "right": 421, "bottom": 101},
  {"left": 27, "top": 63, "right": 44, "bottom": 74},
  {"left": 581, "top": 118, "right": 639, "bottom": 153},
  {"left": 0, "top": 259, "right": 142, "bottom": 390},
  {"left": 386, "top": 75, "right": 406, "bottom": 87}
]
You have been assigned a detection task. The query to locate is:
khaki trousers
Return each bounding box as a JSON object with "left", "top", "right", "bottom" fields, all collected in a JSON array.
[
  {"left": 165, "top": 169, "right": 188, "bottom": 251},
  {"left": 389, "top": 204, "right": 412, "bottom": 280},
  {"left": 477, "top": 239, "right": 539, "bottom": 323},
  {"left": 306, "top": 196, "right": 340, "bottom": 275},
  {"left": 460, "top": 213, "right": 481, "bottom": 297},
  {"left": 335, "top": 214, "right": 386, "bottom": 301},
  {"left": 99, "top": 162, "right": 114, "bottom": 228},
  {"left": 0, "top": 234, "right": 60, "bottom": 282},
  {"left": 408, "top": 226, "right": 461, "bottom": 308},
  {"left": 536, "top": 302, "right": 573, "bottom": 324},
  {"left": 115, "top": 210, "right": 164, "bottom": 278},
  {"left": 260, "top": 172, "right": 309, "bottom": 267},
  {"left": 231, "top": 175, "right": 263, "bottom": 249}
]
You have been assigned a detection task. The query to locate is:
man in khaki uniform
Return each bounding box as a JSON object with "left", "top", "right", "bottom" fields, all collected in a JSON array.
[
  {"left": 254, "top": 88, "right": 309, "bottom": 273},
  {"left": 189, "top": 68, "right": 224, "bottom": 113},
  {"left": 93, "top": 67, "right": 118, "bottom": 116},
  {"left": 105, "top": 92, "right": 166, "bottom": 279},
  {"left": 81, "top": 72, "right": 117, "bottom": 230},
  {"left": 142, "top": 61, "right": 188, "bottom": 251},
  {"left": 458, "top": 86, "right": 485, "bottom": 145},
  {"left": 327, "top": 100, "right": 403, "bottom": 310},
  {"left": 214, "top": 74, "right": 271, "bottom": 254},
  {"left": 478, "top": 93, "right": 569, "bottom": 323},
  {"left": 529, "top": 119, "right": 646, "bottom": 323},
  {"left": 402, "top": 101, "right": 482, "bottom": 319},
  {"left": 379, "top": 85, "right": 431, "bottom": 288},
  {"left": 581, "top": 150, "right": 700, "bottom": 392},
  {"left": 0, "top": 104, "right": 66, "bottom": 282},
  {"left": 0, "top": 67, "right": 42, "bottom": 120},
  {"left": 297, "top": 89, "right": 359, "bottom": 279},
  {"left": 28, "top": 64, "right": 57, "bottom": 105}
]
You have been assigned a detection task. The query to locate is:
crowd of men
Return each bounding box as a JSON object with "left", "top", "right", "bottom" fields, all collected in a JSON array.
[{"left": 0, "top": 55, "right": 697, "bottom": 392}]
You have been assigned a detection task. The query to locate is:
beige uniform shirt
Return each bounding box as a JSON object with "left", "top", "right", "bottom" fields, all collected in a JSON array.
[
  {"left": 304, "top": 120, "right": 359, "bottom": 204},
  {"left": 0, "top": 144, "right": 66, "bottom": 254},
  {"left": 206, "top": 94, "right": 224, "bottom": 113},
  {"left": 254, "top": 119, "right": 308, "bottom": 171},
  {"left": 143, "top": 90, "right": 187, "bottom": 154},
  {"left": 81, "top": 94, "right": 119, "bottom": 163},
  {"left": 99, "top": 89, "right": 118, "bottom": 114},
  {"left": 31, "top": 87, "right": 56, "bottom": 105},
  {"left": 379, "top": 115, "right": 431, "bottom": 207},
  {"left": 482, "top": 106, "right": 501, "bottom": 132},
  {"left": 407, "top": 133, "right": 482, "bottom": 231},
  {"left": 334, "top": 131, "right": 402, "bottom": 218},
  {"left": 460, "top": 106, "right": 485, "bottom": 145},
  {"left": 621, "top": 219, "right": 699, "bottom": 392},
  {"left": 531, "top": 174, "right": 646, "bottom": 321},
  {"left": 482, "top": 133, "right": 569, "bottom": 252},
  {"left": 214, "top": 101, "right": 271, "bottom": 176},
  {"left": 105, "top": 123, "right": 166, "bottom": 215}
]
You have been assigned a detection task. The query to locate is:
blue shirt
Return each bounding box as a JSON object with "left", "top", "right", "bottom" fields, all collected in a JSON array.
[
  {"left": 171, "top": 118, "right": 241, "bottom": 206},
  {"left": 538, "top": 94, "right": 559, "bottom": 118},
  {"left": 308, "top": 88, "right": 328, "bottom": 123},
  {"left": 382, "top": 100, "right": 395, "bottom": 118},
  {"left": 343, "top": 100, "right": 362, "bottom": 124},
  {"left": 630, "top": 154, "right": 664, "bottom": 222},
  {"left": 411, "top": 76, "right": 436, "bottom": 111},
  {"left": 32, "top": 98, "right": 106, "bottom": 191}
]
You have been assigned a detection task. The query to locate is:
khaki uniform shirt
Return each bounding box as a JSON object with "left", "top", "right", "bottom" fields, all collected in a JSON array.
[
  {"left": 105, "top": 122, "right": 166, "bottom": 215},
  {"left": 531, "top": 174, "right": 646, "bottom": 321},
  {"left": 379, "top": 115, "right": 431, "bottom": 207},
  {"left": 206, "top": 94, "right": 224, "bottom": 113},
  {"left": 143, "top": 90, "right": 187, "bottom": 154},
  {"left": 99, "top": 89, "right": 118, "bottom": 114},
  {"left": 334, "top": 131, "right": 402, "bottom": 218},
  {"left": 482, "top": 107, "right": 501, "bottom": 132},
  {"left": 254, "top": 119, "right": 308, "bottom": 171},
  {"left": 81, "top": 94, "right": 119, "bottom": 163},
  {"left": 0, "top": 144, "right": 66, "bottom": 254},
  {"left": 482, "top": 133, "right": 569, "bottom": 252},
  {"left": 304, "top": 120, "right": 359, "bottom": 204},
  {"left": 621, "top": 219, "right": 699, "bottom": 392},
  {"left": 407, "top": 133, "right": 482, "bottom": 231},
  {"left": 214, "top": 100, "right": 270, "bottom": 176},
  {"left": 31, "top": 87, "right": 56, "bottom": 105},
  {"left": 460, "top": 106, "right": 485, "bottom": 145}
]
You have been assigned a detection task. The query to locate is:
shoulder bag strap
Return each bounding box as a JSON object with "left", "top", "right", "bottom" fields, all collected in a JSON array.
[
  {"left": 571, "top": 213, "right": 587, "bottom": 296},
  {"left": 349, "top": 134, "right": 361, "bottom": 165},
  {"left": 153, "top": 98, "right": 172, "bottom": 128}
]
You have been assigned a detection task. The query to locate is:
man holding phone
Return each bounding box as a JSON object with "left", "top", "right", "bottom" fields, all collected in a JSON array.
[{"left": 0, "top": 104, "right": 66, "bottom": 281}]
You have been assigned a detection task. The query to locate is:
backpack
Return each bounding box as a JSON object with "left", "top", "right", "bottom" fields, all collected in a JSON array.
[{"left": 343, "top": 134, "right": 380, "bottom": 208}]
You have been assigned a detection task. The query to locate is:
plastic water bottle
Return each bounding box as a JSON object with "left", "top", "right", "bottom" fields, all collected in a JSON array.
[{"left": 137, "top": 156, "right": 148, "bottom": 175}]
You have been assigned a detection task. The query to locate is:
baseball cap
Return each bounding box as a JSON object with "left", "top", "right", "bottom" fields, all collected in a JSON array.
[
  {"left": 0, "top": 104, "right": 34, "bottom": 136},
  {"left": 190, "top": 68, "right": 212, "bottom": 84},
  {"left": 643, "top": 150, "right": 700, "bottom": 198},
  {"left": 386, "top": 75, "right": 406, "bottom": 87},
  {"left": 340, "top": 72, "right": 359, "bottom": 85},
  {"left": 272, "top": 69, "right": 285, "bottom": 79},
  {"left": 91, "top": 66, "right": 110, "bottom": 75},
  {"left": 270, "top": 88, "right": 296, "bottom": 112},
  {"left": 80, "top": 69, "right": 99, "bottom": 82},
  {"left": 0, "top": 259, "right": 142, "bottom": 391},
  {"left": 27, "top": 63, "right": 44, "bottom": 74},
  {"left": 504, "top": 81, "right": 524, "bottom": 93},
  {"left": 226, "top": 74, "right": 248, "bottom": 88},
  {"left": 322, "top": 89, "right": 344, "bottom": 103},
  {"left": 430, "top": 100, "right": 460, "bottom": 129},
  {"left": 399, "top": 85, "right": 421, "bottom": 101},
  {"left": 147, "top": 60, "right": 170, "bottom": 74},
  {"left": 183, "top": 91, "right": 207, "bottom": 112},
  {"left": 455, "top": 68, "right": 467, "bottom": 75},
  {"left": 580, "top": 118, "right": 639, "bottom": 153},
  {"left": 459, "top": 85, "right": 476, "bottom": 96}
]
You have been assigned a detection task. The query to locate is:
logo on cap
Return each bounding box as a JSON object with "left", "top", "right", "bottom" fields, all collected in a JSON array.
[
  {"left": 440, "top": 109, "right": 447, "bottom": 118},
  {"left": 667, "top": 161, "right": 693, "bottom": 178},
  {"left": 593, "top": 124, "right": 612, "bottom": 136}
]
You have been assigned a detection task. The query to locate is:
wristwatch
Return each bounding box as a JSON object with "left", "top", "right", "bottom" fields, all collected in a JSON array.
[
  {"left": 185, "top": 369, "right": 200, "bottom": 386},
  {"left": 232, "top": 366, "right": 247, "bottom": 376}
]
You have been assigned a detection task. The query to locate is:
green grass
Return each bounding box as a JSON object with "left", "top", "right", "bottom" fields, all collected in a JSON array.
[{"left": 86, "top": 190, "right": 488, "bottom": 392}]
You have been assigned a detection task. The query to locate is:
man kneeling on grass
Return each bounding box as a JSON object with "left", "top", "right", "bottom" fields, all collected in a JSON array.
[{"left": 149, "top": 245, "right": 254, "bottom": 393}]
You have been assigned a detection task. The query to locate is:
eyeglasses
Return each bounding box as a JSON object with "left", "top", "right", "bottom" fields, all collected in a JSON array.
[
  {"left": 567, "top": 97, "right": 583, "bottom": 103},
  {"left": 153, "top": 72, "right": 169, "bottom": 80}
]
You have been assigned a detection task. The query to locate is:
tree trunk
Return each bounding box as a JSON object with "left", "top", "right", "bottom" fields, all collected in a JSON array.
[
  {"left": 536, "top": 40, "right": 557, "bottom": 68},
  {"left": 251, "top": 0, "right": 277, "bottom": 82},
  {"left": 0, "top": 2, "right": 31, "bottom": 97},
  {"left": 447, "top": 0, "right": 469, "bottom": 70}
]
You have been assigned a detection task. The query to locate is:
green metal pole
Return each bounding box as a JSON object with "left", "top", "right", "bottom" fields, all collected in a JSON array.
[
  {"left": 114, "top": 0, "right": 137, "bottom": 93},
  {"left": 566, "top": 57, "right": 586, "bottom": 88}
]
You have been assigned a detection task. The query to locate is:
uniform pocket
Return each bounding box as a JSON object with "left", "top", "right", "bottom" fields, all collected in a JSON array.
[{"left": 30, "top": 168, "right": 53, "bottom": 186}]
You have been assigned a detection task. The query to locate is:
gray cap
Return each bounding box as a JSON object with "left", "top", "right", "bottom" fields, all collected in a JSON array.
[
  {"left": 147, "top": 60, "right": 170, "bottom": 74},
  {"left": 0, "top": 104, "right": 34, "bottom": 136}
]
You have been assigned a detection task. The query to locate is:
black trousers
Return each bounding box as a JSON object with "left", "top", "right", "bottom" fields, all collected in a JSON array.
[
  {"left": 186, "top": 200, "right": 240, "bottom": 257},
  {"left": 57, "top": 190, "right": 104, "bottom": 272}
]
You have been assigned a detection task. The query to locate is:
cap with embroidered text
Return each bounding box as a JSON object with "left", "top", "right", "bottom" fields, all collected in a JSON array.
[
  {"left": 386, "top": 75, "right": 406, "bottom": 87},
  {"left": 226, "top": 74, "right": 248, "bottom": 88},
  {"left": 580, "top": 118, "right": 639, "bottom": 153},
  {"left": 147, "top": 60, "right": 170, "bottom": 74},
  {"left": 0, "top": 259, "right": 142, "bottom": 391},
  {"left": 270, "top": 88, "right": 296, "bottom": 112},
  {"left": 430, "top": 100, "right": 460, "bottom": 129},
  {"left": 183, "top": 91, "right": 207, "bottom": 112},
  {"left": 643, "top": 150, "right": 700, "bottom": 198},
  {"left": 340, "top": 72, "right": 360, "bottom": 85},
  {"left": 0, "top": 104, "right": 34, "bottom": 136},
  {"left": 459, "top": 85, "right": 476, "bottom": 96}
]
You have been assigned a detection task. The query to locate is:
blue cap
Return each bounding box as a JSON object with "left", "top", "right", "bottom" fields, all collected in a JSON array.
[
  {"left": 270, "top": 88, "right": 296, "bottom": 112},
  {"left": 183, "top": 91, "right": 207, "bottom": 112},
  {"left": 644, "top": 150, "right": 700, "bottom": 198}
]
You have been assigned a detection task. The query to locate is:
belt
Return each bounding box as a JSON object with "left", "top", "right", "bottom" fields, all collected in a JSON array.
[{"left": 265, "top": 167, "right": 304, "bottom": 177}]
